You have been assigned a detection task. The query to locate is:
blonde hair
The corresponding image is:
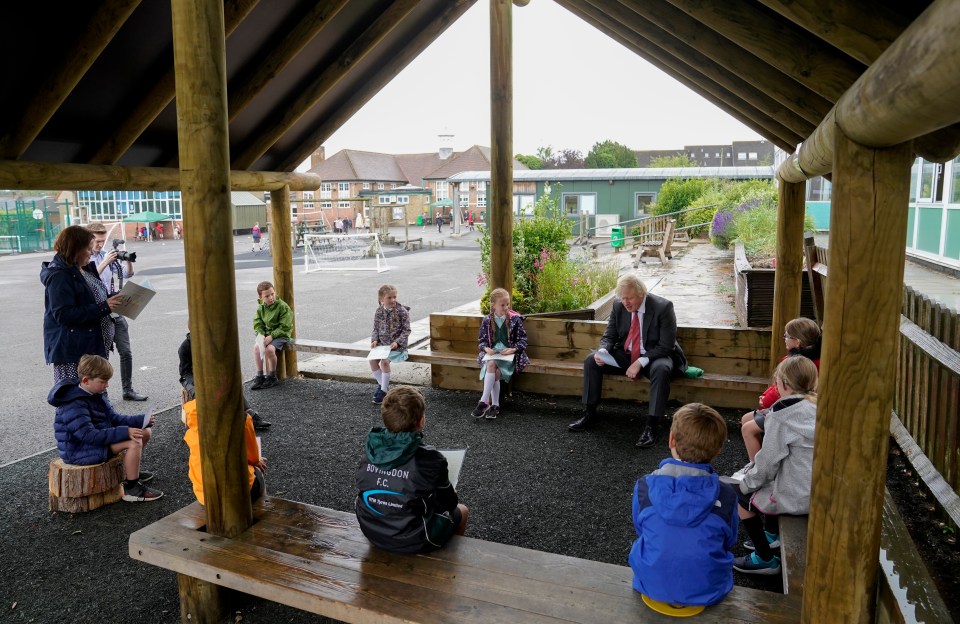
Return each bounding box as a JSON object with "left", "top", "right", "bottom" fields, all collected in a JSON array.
[
  {"left": 615, "top": 274, "right": 648, "bottom": 300},
  {"left": 381, "top": 386, "right": 424, "bottom": 432},
  {"left": 785, "top": 317, "right": 820, "bottom": 348},
  {"left": 377, "top": 284, "right": 398, "bottom": 301},
  {"left": 774, "top": 356, "right": 818, "bottom": 404},
  {"left": 670, "top": 403, "right": 727, "bottom": 464},
  {"left": 78, "top": 354, "right": 113, "bottom": 380},
  {"left": 489, "top": 288, "right": 510, "bottom": 308},
  {"left": 85, "top": 222, "right": 107, "bottom": 235}
]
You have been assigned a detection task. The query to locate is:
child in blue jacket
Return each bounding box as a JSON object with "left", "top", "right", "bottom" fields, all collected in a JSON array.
[
  {"left": 49, "top": 354, "right": 162, "bottom": 502},
  {"left": 630, "top": 403, "right": 737, "bottom": 607}
]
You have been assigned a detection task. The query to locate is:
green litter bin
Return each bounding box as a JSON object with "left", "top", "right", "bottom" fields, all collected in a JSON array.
[
  {"left": 610, "top": 226, "right": 625, "bottom": 249},
  {"left": 417, "top": 215, "right": 423, "bottom": 226}
]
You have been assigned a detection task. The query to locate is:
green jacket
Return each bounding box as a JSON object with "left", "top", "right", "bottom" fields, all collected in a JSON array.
[{"left": 253, "top": 298, "right": 293, "bottom": 339}]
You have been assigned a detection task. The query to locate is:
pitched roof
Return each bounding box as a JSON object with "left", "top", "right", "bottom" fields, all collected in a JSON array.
[
  {"left": 311, "top": 145, "right": 528, "bottom": 184},
  {"left": 307, "top": 150, "right": 406, "bottom": 182},
  {"left": 424, "top": 145, "right": 493, "bottom": 179}
]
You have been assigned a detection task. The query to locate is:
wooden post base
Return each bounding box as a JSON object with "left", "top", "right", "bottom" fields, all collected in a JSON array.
[{"left": 48, "top": 455, "right": 125, "bottom": 513}]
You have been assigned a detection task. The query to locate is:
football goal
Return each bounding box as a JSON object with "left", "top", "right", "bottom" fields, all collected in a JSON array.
[{"left": 302, "top": 232, "right": 390, "bottom": 273}]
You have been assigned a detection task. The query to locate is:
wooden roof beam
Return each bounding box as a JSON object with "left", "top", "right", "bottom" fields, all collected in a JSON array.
[
  {"left": 778, "top": 0, "right": 960, "bottom": 182},
  {"left": 586, "top": 0, "right": 815, "bottom": 140},
  {"left": 620, "top": 0, "right": 832, "bottom": 126},
  {"left": 226, "top": 0, "right": 351, "bottom": 122},
  {"left": 0, "top": 159, "right": 320, "bottom": 192},
  {"left": 0, "top": 0, "right": 142, "bottom": 160},
  {"left": 277, "top": 0, "right": 478, "bottom": 172},
  {"left": 756, "top": 0, "right": 909, "bottom": 66},
  {"left": 557, "top": 0, "right": 801, "bottom": 152},
  {"left": 87, "top": 0, "right": 260, "bottom": 165},
  {"left": 231, "top": 0, "right": 421, "bottom": 170},
  {"left": 663, "top": 0, "right": 868, "bottom": 102}
]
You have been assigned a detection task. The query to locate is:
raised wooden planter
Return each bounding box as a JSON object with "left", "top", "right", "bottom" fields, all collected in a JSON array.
[{"left": 734, "top": 243, "right": 815, "bottom": 328}]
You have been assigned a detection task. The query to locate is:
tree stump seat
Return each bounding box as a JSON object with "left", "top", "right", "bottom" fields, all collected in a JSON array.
[{"left": 48, "top": 455, "right": 125, "bottom": 513}]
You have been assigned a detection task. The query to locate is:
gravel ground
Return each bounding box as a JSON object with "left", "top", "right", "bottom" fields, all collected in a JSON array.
[{"left": 1, "top": 377, "right": 782, "bottom": 624}]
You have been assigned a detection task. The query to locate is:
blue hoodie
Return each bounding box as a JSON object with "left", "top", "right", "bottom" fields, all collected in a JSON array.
[
  {"left": 629, "top": 458, "right": 738, "bottom": 606},
  {"left": 49, "top": 379, "right": 145, "bottom": 465}
]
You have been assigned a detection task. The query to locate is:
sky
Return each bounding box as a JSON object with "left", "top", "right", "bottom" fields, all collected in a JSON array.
[{"left": 315, "top": 0, "right": 762, "bottom": 164}]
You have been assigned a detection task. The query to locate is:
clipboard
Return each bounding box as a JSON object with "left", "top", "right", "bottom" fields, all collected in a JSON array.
[{"left": 113, "top": 279, "right": 156, "bottom": 320}]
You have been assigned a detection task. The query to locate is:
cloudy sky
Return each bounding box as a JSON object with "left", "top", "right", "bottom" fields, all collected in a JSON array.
[{"left": 317, "top": 0, "right": 762, "bottom": 161}]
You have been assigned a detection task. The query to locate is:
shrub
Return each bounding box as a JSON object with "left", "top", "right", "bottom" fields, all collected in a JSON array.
[
  {"left": 530, "top": 249, "right": 619, "bottom": 313},
  {"left": 652, "top": 178, "right": 710, "bottom": 216},
  {"left": 480, "top": 286, "right": 529, "bottom": 315},
  {"left": 727, "top": 202, "right": 818, "bottom": 259}
]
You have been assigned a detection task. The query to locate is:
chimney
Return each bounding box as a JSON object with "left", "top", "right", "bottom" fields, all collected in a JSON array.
[
  {"left": 310, "top": 146, "right": 326, "bottom": 170},
  {"left": 438, "top": 133, "right": 453, "bottom": 160}
]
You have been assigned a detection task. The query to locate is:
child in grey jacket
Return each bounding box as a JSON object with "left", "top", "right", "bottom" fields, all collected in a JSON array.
[{"left": 732, "top": 356, "right": 818, "bottom": 575}]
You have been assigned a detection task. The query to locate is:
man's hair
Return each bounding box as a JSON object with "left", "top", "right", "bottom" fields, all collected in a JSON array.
[
  {"left": 381, "top": 386, "right": 425, "bottom": 432},
  {"left": 256, "top": 281, "right": 274, "bottom": 295},
  {"left": 78, "top": 354, "right": 113, "bottom": 380},
  {"left": 54, "top": 225, "right": 95, "bottom": 266},
  {"left": 85, "top": 222, "right": 107, "bottom": 235},
  {"left": 378, "top": 284, "right": 397, "bottom": 300},
  {"left": 615, "top": 274, "right": 648, "bottom": 300},
  {"left": 785, "top": 317, "right": 821, "bottom": 348},
  {"left": 670, "top": 403, "right": 727, "bottom": 464}
]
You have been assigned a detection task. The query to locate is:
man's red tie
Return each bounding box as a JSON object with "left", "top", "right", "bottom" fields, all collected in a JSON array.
[{"left": 627, "top": 312, "right": 641, "bottom": 364}]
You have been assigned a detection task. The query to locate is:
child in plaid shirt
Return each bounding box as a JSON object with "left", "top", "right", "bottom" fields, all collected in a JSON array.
[{"left": 369, "top": 284, "right": 411, "bottom": 404}]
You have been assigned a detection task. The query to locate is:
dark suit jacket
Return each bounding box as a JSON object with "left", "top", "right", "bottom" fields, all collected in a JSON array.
[{"left": 599, "top": 293, "right": 687, "bottom": 371}]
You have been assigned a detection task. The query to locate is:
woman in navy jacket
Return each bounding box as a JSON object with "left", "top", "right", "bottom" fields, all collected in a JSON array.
[{"left": 41, "top": 225, "right": 121, "bottom": 382}]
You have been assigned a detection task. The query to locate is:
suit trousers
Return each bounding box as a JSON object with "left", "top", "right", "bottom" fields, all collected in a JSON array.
[
  {"left": 111, "top": 315, "right": 135, "bottom": 392},
  {"left": 581, "top": 349, "right": 674, "bottom": 418}
]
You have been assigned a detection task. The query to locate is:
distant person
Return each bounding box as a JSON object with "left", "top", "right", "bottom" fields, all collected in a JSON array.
[
  {"left": 630, "top": 403, "right": 737, "bottom": 608},
  {"left": 179, "top": 331, "right": 271, "bottom": 430},
  {"left": 342, "top": 217, "right": 351, "bottom": 234},
  {"left": 251, "top": 221, "right": 262, "bottom": 253},
  {"left": 183, "top": 398, "right": 266, "bottom": 505},
  {"left": 468, "top": 212, "right": 475, "bottom": 232},
  {"left": 355, "top": 212, "right": 365, "bottom": 232},
  {"left": 471, "top": 288, "right": 528, "bottom": 420},
  {"left": 173, "top": 223, "right": 182, "bottom": 240},
  {"left": 733, "top": 357, "right": 818, "bottom": 575},
  {"left": 156, "top": 223, "right": 164, "bottom": 239},
  {"left": 49, "top": 354, "right": 162, "bottom": 503},
  {"left": 436, "top": 211, "right": 443, "bottom": 233},
  {"left": 251, "top": 281, "right": 294, "bottom": 390},
  {"left": 369, "top": 284, "right": 411, "bottom": 404},
  {"left": 355, "top": 386, "right": 468, "bottom": 553},
  {"left": 41, "top": 225, "right": 122, "bottom": 382},
  {"left": 334, "top": 218, "right": 343, "bottom": 234}
]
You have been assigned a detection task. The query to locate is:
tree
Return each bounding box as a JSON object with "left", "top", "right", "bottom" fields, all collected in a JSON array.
[
  {"left": 584, "top": 140, "right": 637, "bottom": 168},
  {"left": 556, "top": 148, "right": 584, "bottom": 169},
  {"left": 649, "top": 154, "right": 699, "bottom": 168},
  {"left": 515, "top": 154, "right": 543, "bottom": 169}
]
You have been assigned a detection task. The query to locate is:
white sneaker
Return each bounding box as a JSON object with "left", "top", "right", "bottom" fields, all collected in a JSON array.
[{"left": 730, "top": 461, "right": 755, "bottom": 482}]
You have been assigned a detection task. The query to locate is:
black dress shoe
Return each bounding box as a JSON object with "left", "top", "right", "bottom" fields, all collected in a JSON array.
[
  {"left": 250, "top": 411, "right": 272, "bottom": 431},
  {"left": 635, "top": 425, "right": 659, "bottom": 448},
  {"left": 568, "top": 413, "right": 595, "bottom": 432},
  {"left": 123, "top": 391, "right": 148, "bottom": 401}
]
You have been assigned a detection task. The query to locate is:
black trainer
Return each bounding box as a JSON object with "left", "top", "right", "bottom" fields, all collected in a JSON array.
[
  {"left": 250, "top": 411, "right": 272, "bottom": 430},
  {"left": 260, "top": 376, "right": 279, "bottom": 389},
  {"left": 251, "top": 375, "right": 265, "bottom": 390},
  {"left": 471, "top": 402, "right": 489, "bottom": 418}
]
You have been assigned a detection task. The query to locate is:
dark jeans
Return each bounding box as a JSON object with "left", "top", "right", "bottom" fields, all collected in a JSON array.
[
  {"left": 581, "top": 348, "right": 674, "bottom": 418},
  {"left": 112, "top": 315, "right": 135, "bottom": 392}
]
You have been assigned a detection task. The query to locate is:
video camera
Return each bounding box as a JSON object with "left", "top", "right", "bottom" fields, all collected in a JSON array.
[{"left": 112, "top": 239, "right": 137, "bottom": 263}]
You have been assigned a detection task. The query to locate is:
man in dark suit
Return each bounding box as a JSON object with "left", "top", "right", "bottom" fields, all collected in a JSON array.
[{"left": 569, "top": 274, "right": 687, "bottom": 448}]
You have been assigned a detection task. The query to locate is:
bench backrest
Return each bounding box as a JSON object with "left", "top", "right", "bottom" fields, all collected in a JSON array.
[{"left": 661, "top": 219, "right": 676, "bottom": 255}]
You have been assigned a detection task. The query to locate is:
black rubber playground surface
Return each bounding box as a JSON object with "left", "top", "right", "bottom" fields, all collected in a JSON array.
[{"left": 1, "top": 377, "right": 775, "bottom": 624}]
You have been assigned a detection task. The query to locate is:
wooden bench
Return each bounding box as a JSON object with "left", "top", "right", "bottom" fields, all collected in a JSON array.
[
  {"left": 632, "top": 219, "right": 676, "bottom": 267},
  {"left": 130, "top": 496, "right": 799, "bottom": 623},
  {"left": 49, "top": 454, "right": 125, "bottom": 513},
  {"left": 397, "top": 237, "right": 422, "bottom": 251},
  {"left": 776, "top": 515, "right": 807, "bottom": 596}
]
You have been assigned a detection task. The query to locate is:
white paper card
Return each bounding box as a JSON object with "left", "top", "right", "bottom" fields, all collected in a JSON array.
[
  {"left": 482, "top": 353, "right": 513, "bottom": 362},
  {"left": 367, "top": 345, "right": 391, "bottom": 360},
  {"left": 255, "top": 334, "right": 266, "bottom": 364},
  {"left": 113, "top": 279, "right": 156, "bottom": 320},
  {"left": 439, "top": 448, "right": 467, "bottom": 489},
  {"left": 592, "top": 349, "right": 621, "bottom": 367}
]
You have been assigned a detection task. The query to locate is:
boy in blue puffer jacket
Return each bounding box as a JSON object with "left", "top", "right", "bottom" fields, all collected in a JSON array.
[
  {"left": 49, "top": 354, "right": 162, "bottom": 502},
  {"left": 629, "top": 403, "right": 737, "bottom": 608}
]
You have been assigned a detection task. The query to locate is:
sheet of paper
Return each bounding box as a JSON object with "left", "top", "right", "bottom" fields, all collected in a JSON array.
[
  {"left": 255, "top": 334, "right": 266, "bottom": 364},
  {"left": 482, "top": 352, "right": 514, "bottom": 362},
  {"left": 142, "top": 402, "right": 158, "bottom": 428},
  {"left": 256, "top": 436, "right": 262, "bottom": 457},
  {"left": 592, "top": 349, "right": 621, "bottom": 367},
  {"left": 439, "top": 448, "right": 467, "bottom": 489},
  {"left": 367, "top": 345, "right": 391, "bottom": 360},
  {"left": 113, "top": 279, "right": 156, "bottom": 320}
]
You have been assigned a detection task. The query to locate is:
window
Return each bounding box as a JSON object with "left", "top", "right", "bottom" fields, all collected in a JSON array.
[
  {"left": 952, "top": 157, "right": 960, "bottom": 203},
  {"left": 303, "top": 191, "right": 314, "bottom": 210},
  {"left": 391, "top": 183, "right": 399, "bottom": 189},
  {"left": 919, "top": 160, "right": 935, "bottom": 200},
  {"left": 737, "top": 152, "right": 747, "bottom": 160},
  {"left": 562, "top": 193, "right": 596, "bottom": 216},
  {"left": 435, "top": 181, "right": 448, "bottom": 201},
  {"left": 477, "top": 193, "right": 487, "bottom": 208},
  {"left": 320, "top": 201, "right": 332, "bottom": 209},
  {"left": 634, "top": 193, "right": 656, "bottom": 217},
  {"left": 379, "top": 195, "right": 391, "bottom": 204},
  {"left": 513, "top": 194, "right": 533, "bottom": 216},
  {"left": 320, "top": 183, "right": 332, "bottom": 199},
  {"left": 339, "top": 201, "right": 350, "bottom": 210},
  {"left": 377, "top": 183, "right": 384, "bottom": 190},
  {"left": 748, "top": 152, "right": 758, "bottom": 160},
  {"left": 397, "top": 195, "right": 409, "bottom": 204},
  {"left": 459, "top": 193, "right": 469, "bottom": 207},
  {"left": 338, "top": 182, "right": 350, "bottom": 194},
  {"left": 476, "top": 181, "right": 486, "bottom": 192},
  {"left": 362, "top": 182, "right": 370, "bottom": 190},
  {"left": 392, "top": 207, "right": 405, "bottom": 219}
]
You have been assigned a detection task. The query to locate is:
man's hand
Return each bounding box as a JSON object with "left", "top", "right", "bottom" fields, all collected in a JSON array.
[
  {"left": 594, "top": 348, "right": 608, "bottom": 366},
  {"left": 626, "top": 360, "right": 642, "bottom": 380},
  {"left": 97, "top": 250, "right": 118, "bottom": 274}
]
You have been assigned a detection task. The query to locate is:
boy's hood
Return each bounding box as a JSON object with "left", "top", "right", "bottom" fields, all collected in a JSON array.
[
  {"left": 645, "top": 458, "right": 721, "bottom": 526},
  {"left": 365, "top": 427, "right": 422, "bottom": 469},
  {"left": 48, "top": 379, "right": 90, "bottom": 407}
]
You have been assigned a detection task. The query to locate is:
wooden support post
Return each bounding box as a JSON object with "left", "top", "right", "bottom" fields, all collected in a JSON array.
[
  {"left": 802, "top": 132, "right": 913, "bottom": 623},
  {"left": 490, "top": 0, "right": 513, "bottom": 294},
  {"left": 178, "top": 573, "right": 222, "bottom": 624},
  {"left": 172, "top": 0, "right": 251, "bottom": 551},
  {"left": 270, "top": 186, "right": 297, "bottom": 379},
  {"left": 770, "top": 177, "right": 807, "bottom": 369}
]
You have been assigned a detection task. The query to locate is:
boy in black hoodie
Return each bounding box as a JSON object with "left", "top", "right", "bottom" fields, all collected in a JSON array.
[{"left": 355, "top": 386, "right": 468, "bottom": 553}]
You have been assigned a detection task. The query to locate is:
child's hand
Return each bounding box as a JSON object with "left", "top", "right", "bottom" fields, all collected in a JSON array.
[
  {"left": 484, "top": 347, "right": 495, "bottom": 355},
  {"left": 147, "top": 415, "right": 155, "bottom": 428},
  {"left": 128, "top": 427, "right": 144, "bottom": 441},
  {"left": 263, "top": 335, "right": 273, "bottom": 346},
  {"left": 389, "top": 342, "right": 398, "bottom": 350},
  {"left": 371, "top": 340, "right": 378, "bottom": 348},
  {"left": 501, "top": 348, "right": 516, "bottom": 355},
  {"left": 257, "top": 457, "right": 267, "bottom": 471}
]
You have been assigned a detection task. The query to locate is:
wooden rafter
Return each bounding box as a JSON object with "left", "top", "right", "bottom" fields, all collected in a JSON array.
[
  {"left": 231, "top": 0, "right": 421, "bottom": 170},
  {"left": 0, "top": 0, "right": 141, "bottom": 160},
  {"left": 226, "top": 0, "right": 351, "bottom": 122},
  {"left": 586, "top": 0, "right": 815, "bottom": 139},
  {"left": 87, "top": 0, "right": 260, "bottom": 166},
  {"left": 559, "top": 1, "right": 801, "bottom": 151},
  {"left": 663, "top": 0, "right": 867, "bottom": 101},
  {"left": 276, "top": 0, "right": 478, "bottom": 172}
]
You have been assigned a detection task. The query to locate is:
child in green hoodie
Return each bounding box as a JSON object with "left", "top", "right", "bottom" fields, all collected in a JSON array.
[
  {"left": 251, "top": 281, "right": 294, "bottom": 390},
  {"left": 355, "top": 386, "right": 469, "bottom": 554}
]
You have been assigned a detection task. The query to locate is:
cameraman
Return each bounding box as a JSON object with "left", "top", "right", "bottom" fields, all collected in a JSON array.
[{"left": 87, "top": 222, "right": 148, "bottom": 402}]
